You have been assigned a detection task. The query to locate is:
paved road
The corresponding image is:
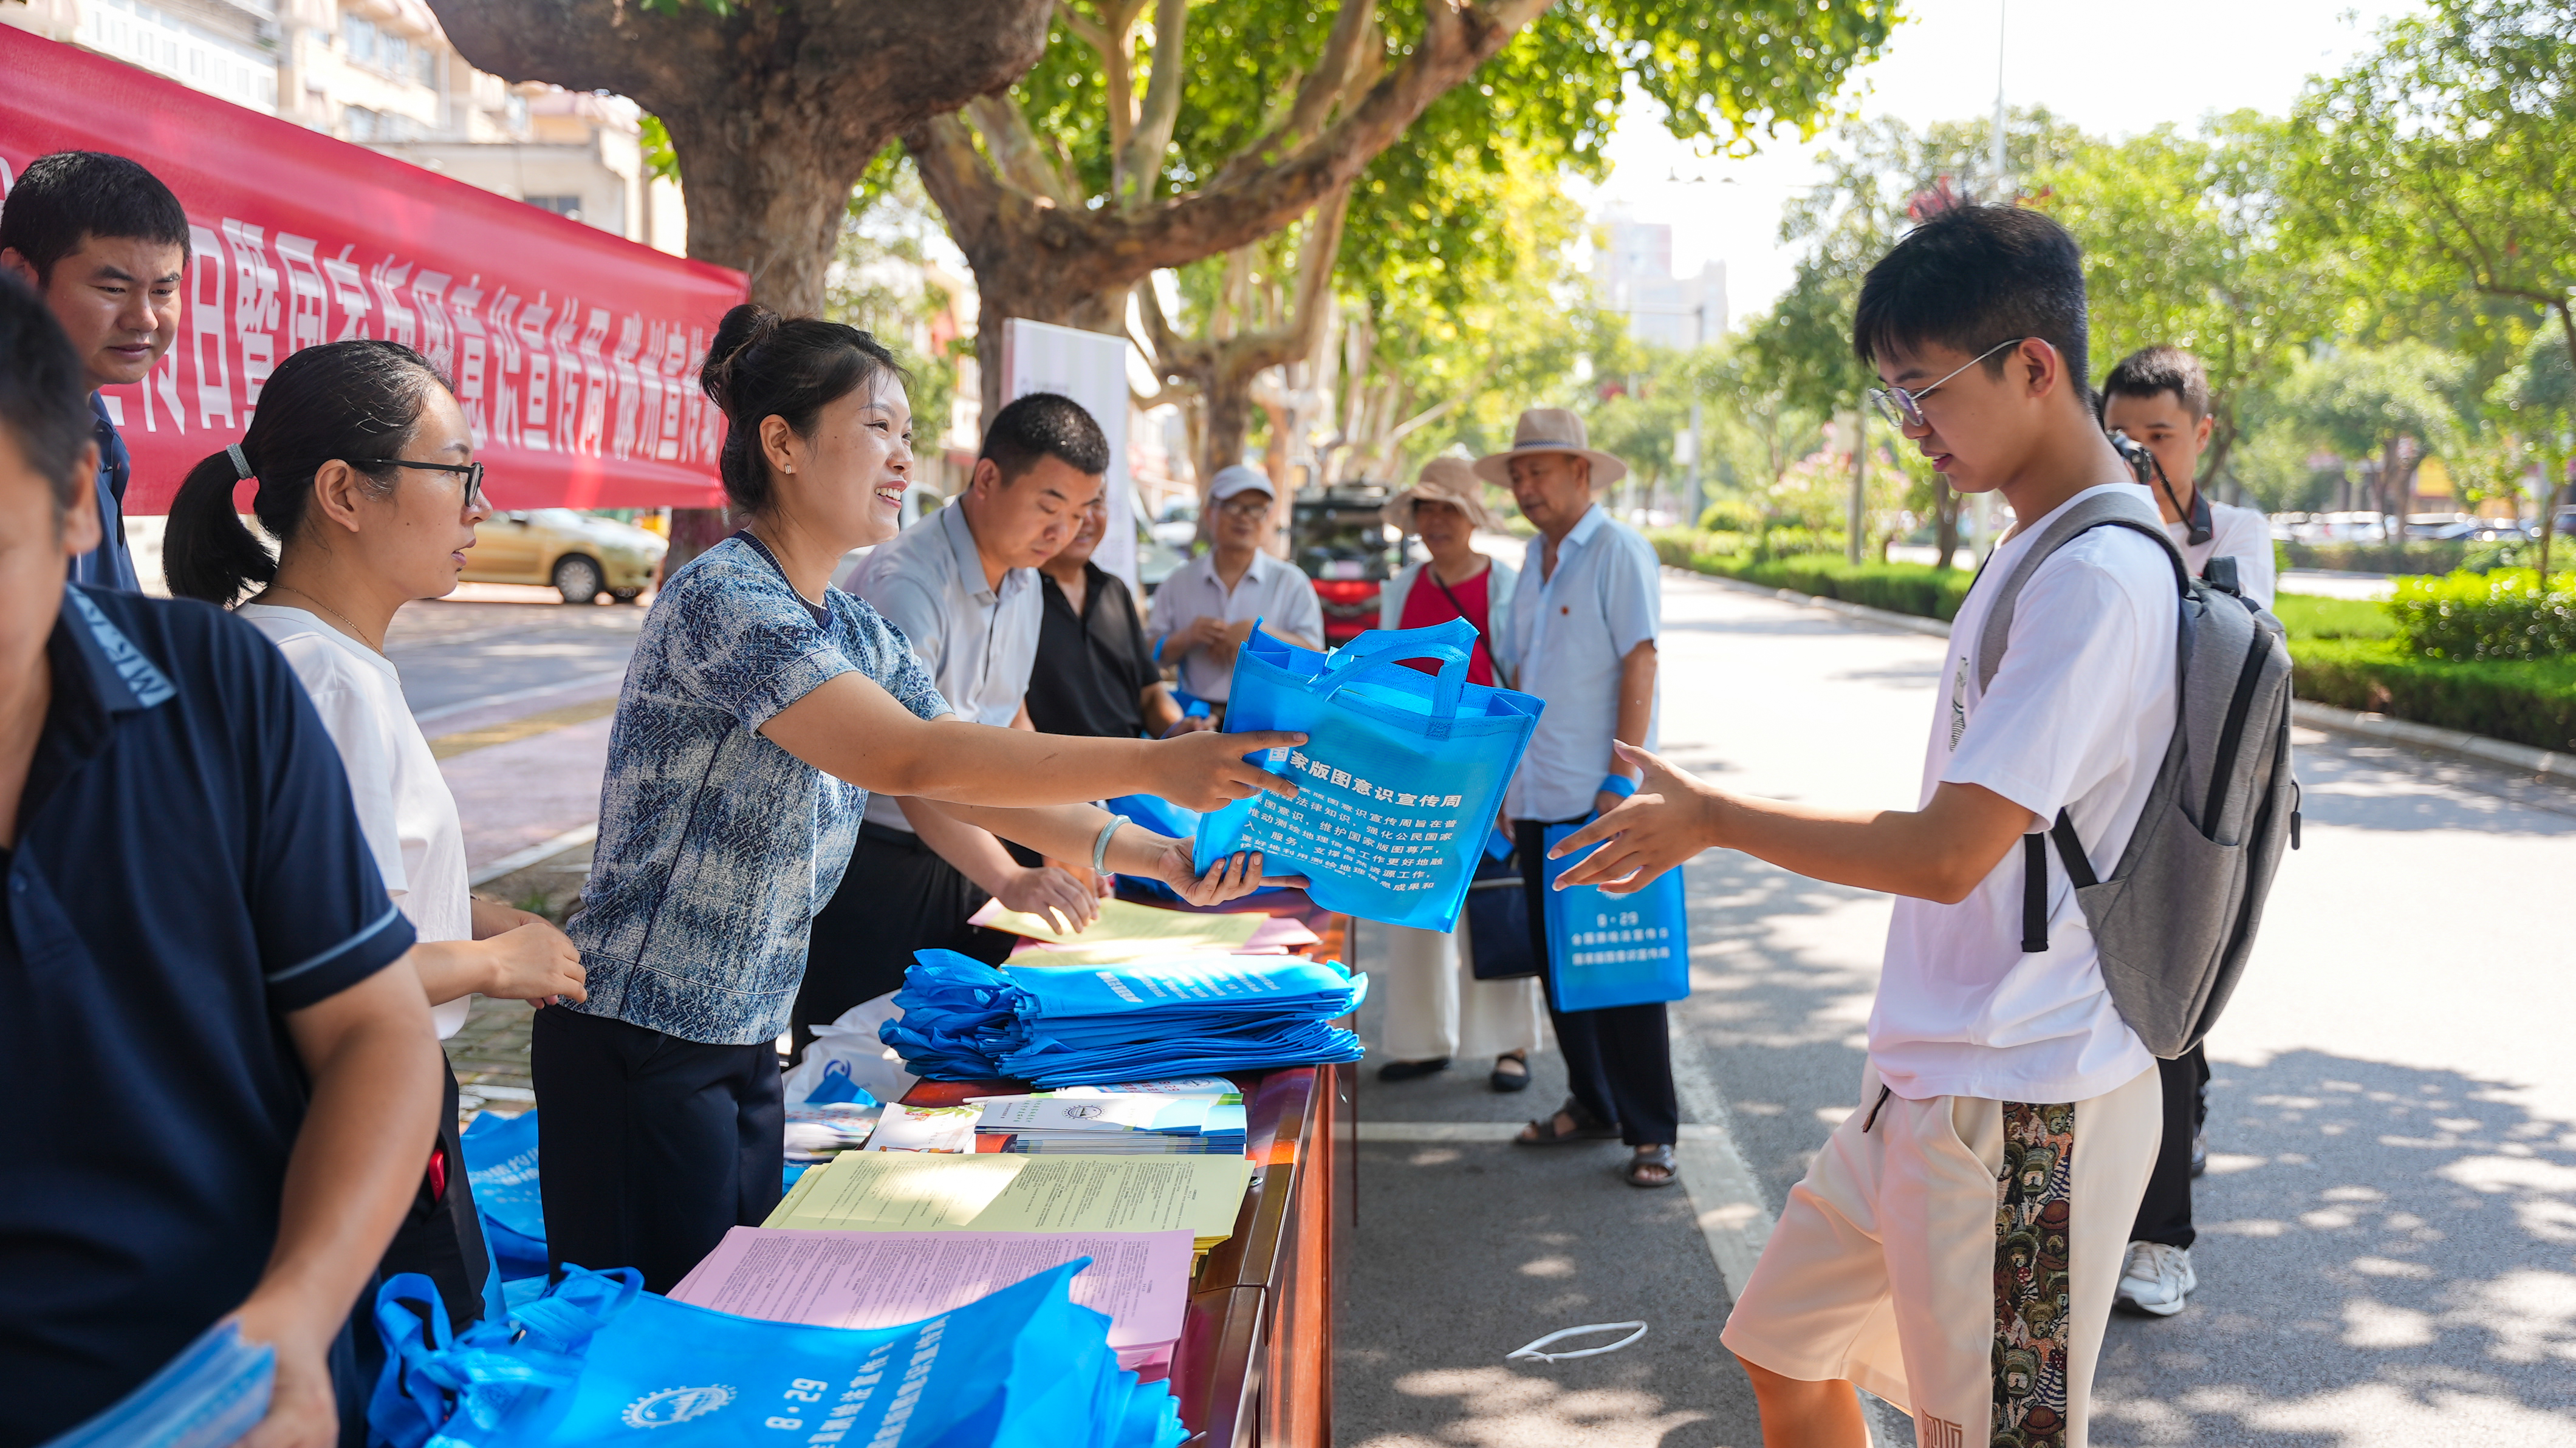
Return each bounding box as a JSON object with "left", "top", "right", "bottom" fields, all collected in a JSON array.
[{"left": 1337, "top": 567, "right": 2576, "bottom": 1447}]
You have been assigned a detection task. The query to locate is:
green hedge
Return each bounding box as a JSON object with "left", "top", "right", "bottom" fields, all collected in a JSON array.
[
  {"left": 2389, "top": 570, "right": 2576, "bottom": 661},
  {"left": 1649, "top": 530, "right": 1972, "bottom": 621},
  {"left": 1649, "top": 528, "right": 2576, "bottom": 754},
  {"left": 2289, "top": 639, "right": 2576, "bottom": 755}
]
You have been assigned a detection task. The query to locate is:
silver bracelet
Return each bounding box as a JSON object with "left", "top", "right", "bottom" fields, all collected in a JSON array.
[{"left": 1091, "top": 814, "right": 1131, "bottom": 875}]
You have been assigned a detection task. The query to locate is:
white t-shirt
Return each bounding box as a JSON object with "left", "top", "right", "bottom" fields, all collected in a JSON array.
[
  {"left": 2172, "top": 498, "right": 2276, "bottom": 610},
  {"left": 241, "top": 604, "right": 475, "bottom": 1039},
  {"left": 1869, "top": 485, "right": 2174, "bottom": 1104}
]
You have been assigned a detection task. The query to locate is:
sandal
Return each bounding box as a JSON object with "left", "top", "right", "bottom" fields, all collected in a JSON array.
[
  {"left": 1489, "top": 1054, "right": 1531, "bottom": 1093},
  {"left": 1377, "top": 1057, "right": 1451, "bottom": 1082},
  {"left": 1624, "top": 1143, "right": 1679, "bottom": 1189},
  {"left": 1515, "top": 1096, "right": 1622, "bottom": 1146}
]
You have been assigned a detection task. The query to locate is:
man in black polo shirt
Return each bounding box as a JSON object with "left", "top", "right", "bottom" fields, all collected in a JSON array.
[
  {"left": 0, "top": 279, "right": 443, "bottom": 1444},
  {"left": 1024, "top": 490, "right": 1203, "bottom": 742}
]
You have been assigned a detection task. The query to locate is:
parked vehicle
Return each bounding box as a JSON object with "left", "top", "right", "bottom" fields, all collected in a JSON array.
[
  {"left": 2405, "top": 513, "right": 2481, "bottom": 541},
  {"left": 1136, "top": 514, "right": 1185, "bottom": 595},
  {"left": 463, "top": 508, "right": 666, "bottom": 604},
  {"left": 1290, "top": 482, "right": 1397, "bottom": 646},
  {"left": 1149, "top": 498, "right": 1201, "bottom": 550}
]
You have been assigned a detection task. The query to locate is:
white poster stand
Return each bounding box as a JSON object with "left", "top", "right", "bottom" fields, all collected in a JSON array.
[{"left": 999, "top": 318, "right": 1137, "bottom": 593}]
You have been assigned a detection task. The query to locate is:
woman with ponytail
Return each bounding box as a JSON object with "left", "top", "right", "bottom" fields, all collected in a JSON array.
[
  {"left": 166, "top": 340, "right": 586, "bottom": 1339},
  {"left": 540, "top": 304, "right": 1309, "bottom": 1289}
]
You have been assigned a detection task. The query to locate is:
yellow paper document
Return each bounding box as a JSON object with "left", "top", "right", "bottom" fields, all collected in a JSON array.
[
  {"left": 764, "top": 1150, "right": 1251, "bottom": 1248},
  {"left": 973, "top": 898, "right": 1265, "bottom": 965}
]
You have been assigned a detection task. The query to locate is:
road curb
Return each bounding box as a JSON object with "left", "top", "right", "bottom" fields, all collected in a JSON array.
[
  {"left": 1667, "top": 564, "right": 2576, "bottom": 783},
  {"left": 2287, "top": 699, "right": 2576, "bottom": 782}
]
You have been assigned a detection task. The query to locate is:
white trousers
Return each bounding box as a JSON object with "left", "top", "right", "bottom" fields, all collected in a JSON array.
[
  {"left": 1721, "top": 1060, "right": 2160, "bottom": 1448},
  {"left": 1377, "top": 913, "right": 1544, "bottom": 1062}
]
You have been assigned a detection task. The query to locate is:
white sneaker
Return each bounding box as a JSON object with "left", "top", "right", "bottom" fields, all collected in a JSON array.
[{"left": 2115, "top": 1241, "right": 2196, "bottom": 1317}]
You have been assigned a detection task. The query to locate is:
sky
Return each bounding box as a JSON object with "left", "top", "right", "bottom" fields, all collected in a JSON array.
[{"left": 1587, "top": 0, "right": 2428, "bottom": 326}]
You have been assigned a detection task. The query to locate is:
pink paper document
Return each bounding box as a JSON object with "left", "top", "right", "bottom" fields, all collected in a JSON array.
[{"left": 670, "top": 1226, "right": 1193, "bottom": 1360}]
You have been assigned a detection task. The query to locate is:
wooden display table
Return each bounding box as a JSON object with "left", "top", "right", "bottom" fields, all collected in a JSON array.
[{"left": 900, "top": 911, "right": 1355, "bottom": 1446}]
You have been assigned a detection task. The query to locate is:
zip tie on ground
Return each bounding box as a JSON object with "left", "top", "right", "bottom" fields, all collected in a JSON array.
[{"left": 1506, "top": 1321, "right": 1648, "bottom": 1364}]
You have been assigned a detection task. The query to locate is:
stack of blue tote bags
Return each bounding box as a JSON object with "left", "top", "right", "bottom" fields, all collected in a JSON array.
[
  {"left": 882, "top": 950, "right": 1365, "bottom": 1085},
  {"left": 1193, "top": 618, "right": 1542, "bottom": 932},
  {"left": 366, "top": 1260, "right": 1184, "bottom": 1448}
]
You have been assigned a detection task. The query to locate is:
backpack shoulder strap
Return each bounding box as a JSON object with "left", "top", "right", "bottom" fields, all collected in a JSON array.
[
  {"left": 1974, "top": 488, "right": 2190, "bottom": 694},
  {"left": 1983, "top": 488, "right": 2184, "bottom": 955}
]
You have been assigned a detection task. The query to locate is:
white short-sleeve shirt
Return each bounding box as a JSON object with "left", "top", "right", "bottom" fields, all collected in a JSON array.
[
  {"left": 1504, "top": 505, "right": 1661, "bottom": 822},
  {"left": 240, "top": 604, "right": 474, "bottom": 1039},
  {"left": 1143, "top": 548, "right": 1326, "bottom": 704},
  {"left": 2173, "top": 499, "right": 2276, "bottom": 610},
  {"left": 1869, "top": 485, "right": 2175, "bottom": 1104},
  {"left": 846, "top": 502, "right": 1042, "bottom": 832}
]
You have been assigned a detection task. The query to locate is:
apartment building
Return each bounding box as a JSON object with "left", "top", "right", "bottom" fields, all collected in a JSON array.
[{"left": 4, "top": 0, "right": 685, "bottom": 256}]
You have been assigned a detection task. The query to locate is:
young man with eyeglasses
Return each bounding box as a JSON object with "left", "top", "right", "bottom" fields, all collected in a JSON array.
[
  {"left": 1549, "top": 205, "right": 2173, "bottom": 1448},
  {"left": 1144, "top": 465, "right": 1323, "bottom": 720},
  {"left": 2094, "top": 344, "right": 2274, "bottom": 1323},
  {"left": 0, "top": 151, "right": 191, "bottom": 593}
]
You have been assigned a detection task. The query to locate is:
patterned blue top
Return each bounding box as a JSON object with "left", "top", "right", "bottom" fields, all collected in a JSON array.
[{"left": 566, "top": 536, "right": 951, "bottom": 1044}]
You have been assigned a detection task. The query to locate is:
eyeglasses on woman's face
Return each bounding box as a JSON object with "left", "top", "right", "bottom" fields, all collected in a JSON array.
[
  {"left": 1868, "top": 337, "right": 2031, "bottom": 431},
  {"left": 357, "top": 457, "right": 485, "bottom": 510}
]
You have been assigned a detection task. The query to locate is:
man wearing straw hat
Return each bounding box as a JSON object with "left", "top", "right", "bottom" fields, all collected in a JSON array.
[
  {"left": 1476, "top": 408, "right": 1680, "bottom": 1188},
  {"left": 1371, "top": 456, "right": 1545, "bottom": 1093}
]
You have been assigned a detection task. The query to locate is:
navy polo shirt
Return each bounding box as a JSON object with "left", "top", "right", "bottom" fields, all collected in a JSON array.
[{"left": 0, "top": 585, "right": 417, "bottom": 1444}]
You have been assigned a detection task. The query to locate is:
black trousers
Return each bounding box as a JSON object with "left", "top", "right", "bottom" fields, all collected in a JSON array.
[
  {"left": 1516, "top": 818, "right": 1680, "bottom": 1147},
  {"left": 529, "top": 1005, "right": 784, "bottom": 1293},
  {"left": 795, "top": 822, "right": 1016, "bottom": 1059},
  {"left": 2130, "top": 1043, "right": 2210, "bottom": 1248}
]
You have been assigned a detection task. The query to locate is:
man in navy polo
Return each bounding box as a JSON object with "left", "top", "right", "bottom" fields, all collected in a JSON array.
[
  {"left": 0, "top": 279, "right": 444, "bottom": 1444},
  {"left": 0, "top": 150, "right": 193, "bottom": 593}
]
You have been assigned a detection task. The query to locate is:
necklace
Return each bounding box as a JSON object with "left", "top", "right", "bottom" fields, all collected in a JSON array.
[{"left": 264, "top": 585, "right": 388, "bottom": 657}]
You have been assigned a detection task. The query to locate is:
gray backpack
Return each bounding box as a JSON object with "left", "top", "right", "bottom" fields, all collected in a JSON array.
[{"left": 1975, "top": 488, "right": 2301, "bottom": 1059}]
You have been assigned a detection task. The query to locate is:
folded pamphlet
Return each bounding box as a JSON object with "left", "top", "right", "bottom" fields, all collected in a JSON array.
[
  {"left": 764, "top": 1150, "right": 1250, "bottom": 1253},
  {"left": 670, "top": 1226, "right": 1193, "bottom": 1370}
]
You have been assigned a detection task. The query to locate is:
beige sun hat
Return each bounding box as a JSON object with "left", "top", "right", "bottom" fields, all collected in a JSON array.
[
  {"left": 1470, "top": 406, "right": 1630, "bottom": 487},
  {"left": 1383, "top": 456, "right": 1502, "bottom": 533}
]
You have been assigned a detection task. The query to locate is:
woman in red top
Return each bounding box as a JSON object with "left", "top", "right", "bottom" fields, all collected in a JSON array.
[{"left": 1372, "top": 458, "right": 1544, "bottom": 1092}]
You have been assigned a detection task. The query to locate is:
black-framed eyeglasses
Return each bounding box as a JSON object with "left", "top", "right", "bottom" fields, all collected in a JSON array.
[
  {"left": 356, "top": 457, "right": 485, "bottom": 508},
  {"left": 1868, "top": 337, "right": 2030, "bottom": 431},
  {"left": 1217, "top": 494, "right": 1273, "bottom": 519}
]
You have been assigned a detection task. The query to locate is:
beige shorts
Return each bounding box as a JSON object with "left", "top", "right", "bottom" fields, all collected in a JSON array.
[{"left": 1719, "top": 1060, "right": 2160, "bottom": 1448}]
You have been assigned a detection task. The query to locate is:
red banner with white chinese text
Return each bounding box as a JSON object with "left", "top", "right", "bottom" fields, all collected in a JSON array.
[{"left": 0, "top": 26, "right": 743, "bottom": 512}]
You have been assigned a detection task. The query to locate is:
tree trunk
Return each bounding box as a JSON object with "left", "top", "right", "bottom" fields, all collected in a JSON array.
[
  {"left": 905, "top": 0, "right": 1553, "bottom": 451},
  {"left": 425, "top": 0, "right": 1057, "bottom": 572}
]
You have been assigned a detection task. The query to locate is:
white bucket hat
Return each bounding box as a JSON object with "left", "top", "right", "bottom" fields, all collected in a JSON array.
[
  {"left": 1471, "top": 406, "right": 1629, "bottom": 487},
  {"left": 1383, "top": 456, "right": 1502, "bottom": 533}
]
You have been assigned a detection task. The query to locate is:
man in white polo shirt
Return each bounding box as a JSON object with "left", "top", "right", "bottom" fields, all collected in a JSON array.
[
  {"left": 1476, "top": 407, "right": 1680, "bottom": 1190},
  {"left": 795, "top": 393, "right": 1112, "bottom": 1053},
  {"left": 1145, "top": 465, "right": 1323, "bottom": 719}
]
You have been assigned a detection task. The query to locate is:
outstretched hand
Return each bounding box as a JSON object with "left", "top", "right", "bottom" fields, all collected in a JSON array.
[
  {"left": 1149, "top": 729, "right": 1306, "bottom": 812},
  {"left": 1133, "top": 839, "right": 1308, "bottom": 906},
  {"left": 1546, "top": 741, "right": 1718, "bottom": 894}
]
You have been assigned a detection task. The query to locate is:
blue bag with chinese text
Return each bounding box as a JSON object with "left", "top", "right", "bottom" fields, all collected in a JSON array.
[
  {"left": 458, "top": 1110, "right": 549, "bottom": 1283},
  {"left": 366, "top": 1260, "right": 1182, "bottom": 1448},
  {"left": 1540, "top": 824, "right": 1690, "bottom": 1012},
  {"left": 1195, "top": 618, "right": 1542, "bottom": 932}
]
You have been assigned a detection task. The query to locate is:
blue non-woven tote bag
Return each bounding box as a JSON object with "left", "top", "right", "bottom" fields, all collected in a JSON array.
[
  {"left": 1196, "top": 617, "right": 1543, "bottom": 931},
  {"left": 1540, "top": 824, "right": 1690, "bottom": 1012},
  {"left": 367, "top": 1260, "right": 1183, "bottom": 1448},
  {"left": 458, "top": 1110, "right": 549, "bottom": 1283}
]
